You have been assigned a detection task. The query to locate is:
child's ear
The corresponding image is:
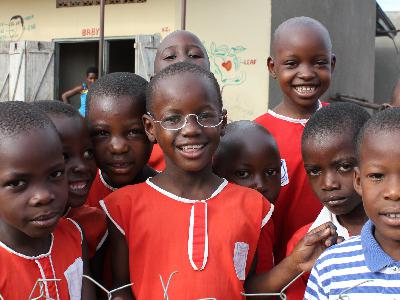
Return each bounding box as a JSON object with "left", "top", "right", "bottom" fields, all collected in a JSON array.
[
  {"left": 330, "top": 54, "right": 336, "bottom": 73},
  {"left": 353, "top": 167, "right": 362, "bottom": 197},
  {"left": 142, "top": 114, "right": 157, "bottom": 144},
  {"left": 267, "top": 56, "right": 277, "bottom": 79},
  {"left": 220, "top": 109, "right": 228, "bottom": 137}
]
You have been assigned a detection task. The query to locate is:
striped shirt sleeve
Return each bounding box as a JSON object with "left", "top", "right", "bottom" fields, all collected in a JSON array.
[{"left": 304, "top": 263, "right": 329, "bottom": 300}]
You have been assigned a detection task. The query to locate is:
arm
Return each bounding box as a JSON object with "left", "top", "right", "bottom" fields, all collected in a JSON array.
[
  {"left": 245, "top": 222, "right": 340, "bottom": 295},
  {"left": 61, "top": 85, "right": 83, "bottom": 103},
  {"left": 81, "top": 230, "right": 96, "bottom": 300},
  {"left": 108, "top": 219, "right": 135, "bottom": 300}
]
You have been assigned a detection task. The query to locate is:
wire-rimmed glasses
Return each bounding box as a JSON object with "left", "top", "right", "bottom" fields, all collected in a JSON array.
[{"left": 147, "top": 111, "right": 225, "bottom": 131}]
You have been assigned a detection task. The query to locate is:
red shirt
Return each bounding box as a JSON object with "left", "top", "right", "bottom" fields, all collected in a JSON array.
[
  {"left": 65, "top": 205, "right": 107, "bottom": 259},
  {"left": 148, "top": 144, "right": 166, "bottom": 172},
  {"left": 86, "top": 170, "right": 116, "bottom": 209},
  {"left": 255, "top": 106, "right": 326, "bottom": 262},
  {"left": 101, "top": 180, "right": 273, "bottom": 300},
  {"left": 0, "top": 218, "right": 83, "bottom": 300}
]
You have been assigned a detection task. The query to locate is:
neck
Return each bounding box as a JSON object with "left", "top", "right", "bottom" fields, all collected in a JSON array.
[
  {"left": 337, "top": 203, "right": 368, "bottom": 236},
  {"left": 273, "top": 98, "right": 320, "bottom": 119},
  {"left": 0, "top": 221, "right": 52, "bottom": 256},
  {"left": 153, "top": 163, "right": 224, "bottom": 200}
]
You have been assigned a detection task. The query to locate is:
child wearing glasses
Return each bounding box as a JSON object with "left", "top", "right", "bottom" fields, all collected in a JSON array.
[
  {"left": 100, "top": 62, "right": 339, "bottom": 299},
  {"left": 85, "top": 72, "right": 157, "bottom": 209}
]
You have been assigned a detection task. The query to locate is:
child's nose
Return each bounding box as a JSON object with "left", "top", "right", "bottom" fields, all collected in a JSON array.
[
  {"left": 321, "top": 172, "right": 339, "bottom": 191},
  {"left": 298, "top": 64, "right": 315, "bottom": 80},
  {"left": 109, "top": 136, "right": 129, "bottom": 153},
  {"left": 29, "top": 186, "right": 55, "bottom": 206},
  {"left": 180, "top": 115, "right": 202, "bottom": 135},
  {"left": 383, "top": 177, "right": 400, "bottom": 201}
]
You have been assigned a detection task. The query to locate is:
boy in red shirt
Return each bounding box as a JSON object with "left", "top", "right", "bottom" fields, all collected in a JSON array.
[
  {"left": 85, "top": 73, "right": 156, "bottom": 208},
  {"left": 255, "top": 16, "right": 336, "bottom": 262},
  {"left": 285, "top": 103, "right": 370, "bottom": 299},
  {"left": 0, "top": 101, "right": 94, "bottom": 299}
]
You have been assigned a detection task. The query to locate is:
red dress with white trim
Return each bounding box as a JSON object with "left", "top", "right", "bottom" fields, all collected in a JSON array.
[
  {"left": 101, "top": 179, "right": 273, "bottom": 300},
  {"left": 0, "top": 218, "right": 83, "bottom": 300},
  {"left": 254, "top": 103, "right": 327, "bottom": 263},
  {"left": 86, "top": 169, "right": 116, "bottom": 209},
  {"left": 65, "top": 205, "right": 108, "bottom": 259}
]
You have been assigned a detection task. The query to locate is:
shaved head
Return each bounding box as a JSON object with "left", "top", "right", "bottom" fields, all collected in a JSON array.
[{"left": 272, "top": 16, "right": 332, "bottom": 56}]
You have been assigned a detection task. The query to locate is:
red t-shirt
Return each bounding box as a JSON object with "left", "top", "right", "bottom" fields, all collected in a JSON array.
[
  {"left": 101, "top": 180, "right": 273, "bottom": 300},
  {"left": 0, "top": 218, "right": 83, "bottom": 300},
  {"left": 255, "top": 105, "right": 327, "bottom": 263},
  {"left": 86, "top": 169, "right": 116, "bottom": 209},
  {"left": 148, "top": 144, "right": 166, "bottom": 172},
  {"left": 65, "top": 205, "right": 107, "bottom": 259}
]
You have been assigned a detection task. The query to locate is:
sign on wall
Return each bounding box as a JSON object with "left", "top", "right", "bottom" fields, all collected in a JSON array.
[{"left": 56, "top": 0, "right": 146, "bottom": 8}]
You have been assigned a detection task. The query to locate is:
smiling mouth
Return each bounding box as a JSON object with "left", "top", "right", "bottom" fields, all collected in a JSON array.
[
  {"left": 107, "top": 162, "right": 134, "bottom": 174},
  {"left": 69, "top": 181, "right": 90, "bottom": 195},
  {"left": 293, "top": 85, "right": 318, "bottom": 97},
  {"left": 178, "top": 144, "right": 205, "bottom": 152},
  {"left": 384, "top": 213, "right": 400, "bottom": 219}
]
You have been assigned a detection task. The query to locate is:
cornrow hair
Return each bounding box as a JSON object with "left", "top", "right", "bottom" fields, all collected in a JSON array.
[
  {"left": 0, "top": 101, "right": 55, "bottom": 138},
  {"left": 146, "top": 61, "right": 222, "bottom": 113},
  {"left": 356, "top": 107, "right": 400, "bottom": 159},
  {"left": 86, "top": 72, "right": 148, "bottom": 116},
  {"left": 302, "top": 102, "right": 370, "bottom": 153},
  {"left": 34, "top": 100, "right": 81, "bottom": 119}
]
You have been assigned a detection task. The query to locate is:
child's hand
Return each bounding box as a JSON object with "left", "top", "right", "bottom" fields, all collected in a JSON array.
[{"left": 290, "top": 222, "right": 344, "bottom": 273}]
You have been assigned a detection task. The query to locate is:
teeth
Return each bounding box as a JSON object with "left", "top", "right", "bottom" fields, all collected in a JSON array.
[
  {"left": 70, "top": 182, "right": 87, "bottom": 190},
  {"left": 295, "top": 86, "right": 316, "bottom": 93},
  {"left": 181, "top": 145, "right": 203, "bottom": 151},
  {"left": 386, "top": 213, "right": 400, "bottom": 218}
]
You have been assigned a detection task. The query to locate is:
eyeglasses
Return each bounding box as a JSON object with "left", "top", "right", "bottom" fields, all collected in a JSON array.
[{"left": 148, "top": 111, "right": 225, "bottom": 131}]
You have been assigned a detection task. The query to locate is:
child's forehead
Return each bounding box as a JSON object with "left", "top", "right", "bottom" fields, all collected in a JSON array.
[
  {"left": 159, "top": 31, "right": 204, "bottom": 50},
  {"left": 89, "top": 94, "right": 143, "bottom": 113}
]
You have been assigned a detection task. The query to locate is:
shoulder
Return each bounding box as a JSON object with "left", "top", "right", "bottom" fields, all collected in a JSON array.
[{"left": 254, "top": 112, "right": 273, "bottom": 125}]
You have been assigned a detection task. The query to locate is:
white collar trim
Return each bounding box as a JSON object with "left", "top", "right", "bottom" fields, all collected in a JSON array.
[
  {"left": 268, "top": 100, "right": 322, "bottom": 125},
  {"left": 0, "top": 233, "right": 54, "bottom": 260},
  {"left": 99, "top": 169, "right": 118, "bottom": 192},
  {"left": 146, "top": 178, "right": 228, "bottom": 204},
  {"left": 309, "top": 206, "right": 350, "bottom": 240}
]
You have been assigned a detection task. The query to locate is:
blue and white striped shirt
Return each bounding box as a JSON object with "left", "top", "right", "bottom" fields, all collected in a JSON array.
[{"left": 304, "top": 220, "right": 400, "bottom": 300}]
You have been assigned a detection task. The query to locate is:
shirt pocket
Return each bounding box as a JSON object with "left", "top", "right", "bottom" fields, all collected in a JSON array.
[
  {"left": 233, "top": 242, "right": 250, "bottom": 280},
  {"left": 64, "top": 257, "right": 83, "bottom": 300}
]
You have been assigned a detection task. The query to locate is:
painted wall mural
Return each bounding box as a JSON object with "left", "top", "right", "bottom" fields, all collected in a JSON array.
[{"left": 0, "top": 14, "right": 36, "bottom": 41}]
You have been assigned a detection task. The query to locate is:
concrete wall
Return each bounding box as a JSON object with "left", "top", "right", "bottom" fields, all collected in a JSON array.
[
  {"left": 269, "top": 0, "right": 376, "bottom": 108},
  {"left": 186, "top": 0, "right": 271, "bottom": 121},
  {"left": 375, "top": 12, "right": 400, "bottom": 104}
]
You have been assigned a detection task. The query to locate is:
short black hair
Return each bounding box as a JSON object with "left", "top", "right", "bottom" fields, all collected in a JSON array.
[
  {"left": 146, "top": 62, "right": 222, "bottom": 113},
  {"left": 214, "top": 120, "right": 277, "bottom": 165},
  {"left": 0, "top": 101, "right": 55, "bottom": 138},
  {"left": 86, "top": 72, "right": 148, "bottom": 116},
  {"left": 272, "top": 16, "right": 332, "bottom": 56},
  {"left": 302, "top": 103, "right": 370, "bottom": 153},
  {"left": 356, "top": 107, "right": 400, "bottom": 159},
  {"left": 86, "top": 66, "right": 98, "bottom": 76},
  {"left": 34, "top": 100, "right": 81, "bottom": 119}
]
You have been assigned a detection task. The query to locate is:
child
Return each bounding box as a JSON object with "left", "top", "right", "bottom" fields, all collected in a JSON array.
[
  {"left": 285, "top": 102, "right": 370, "bottom": 299},
  {"left": 62, "top": 66, "right": 98, "bottom": 117},
  {"left": 85, "top": 72, "right": 156, "bottom": 209},
  {"left": 212, "top": 120, "right": 340, "bottom": 295},
  {"left": 305, "top": 108, "right": 400, "bottom": 299},
  {"left": 35, "top": 100, "right": 106, "bottom": 260},
  {"left": 0, "top": 101, "right": 94, "bottom": 299},
  {"left": 149, "top": 30, "right": 210, "bottom": 171},
  {"left": 101, "top": 62, "right": 338, "bottom": 299},
  {"left": 255, "top": 16, "right": 336, "bottom": 262}
]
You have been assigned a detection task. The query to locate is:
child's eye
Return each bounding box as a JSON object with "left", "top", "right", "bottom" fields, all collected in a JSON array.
[
  {"left": 265, "top": 168, "right": 278, "bottom": 176},
  {"left": 188, "top": 52, "right": 203, "bottom": 59},
  {"left": 164, "top": 54, "right": 176, "bottom": 60},
  {"left": 338, "top": 163, "right": 354, "bottom": 173},
  {"left": 285, "top": 60, "right": 298, "bottom": 68},
  {"left": 315, "top": 59, "right": 329, "bottom": 66},
  {"left": 306, "top": 168, "right": 321, "bottom": 176},
  {"left": 235, "top": 170, "right": 250, "bottom": 179},
  {"left": 83, "top": 149, "right": 94, "bottom": 160},
  {"left": 162, "top": 115, "right": 182, "bottom": 126},
  {"left": 367, "top": 173, "right": 384, "bottom": 181},
  {"left": 128, "top": 128, "right": 144, "bottom": 137},
  {"left": 49, "top": 170, "right": 65, "bottom": 180},
  {"left": 5, "top": 180, "right": 26, "bottom": 189},
  {"left": 92, "top": 130, "right": 109, "bottom": 137}
]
